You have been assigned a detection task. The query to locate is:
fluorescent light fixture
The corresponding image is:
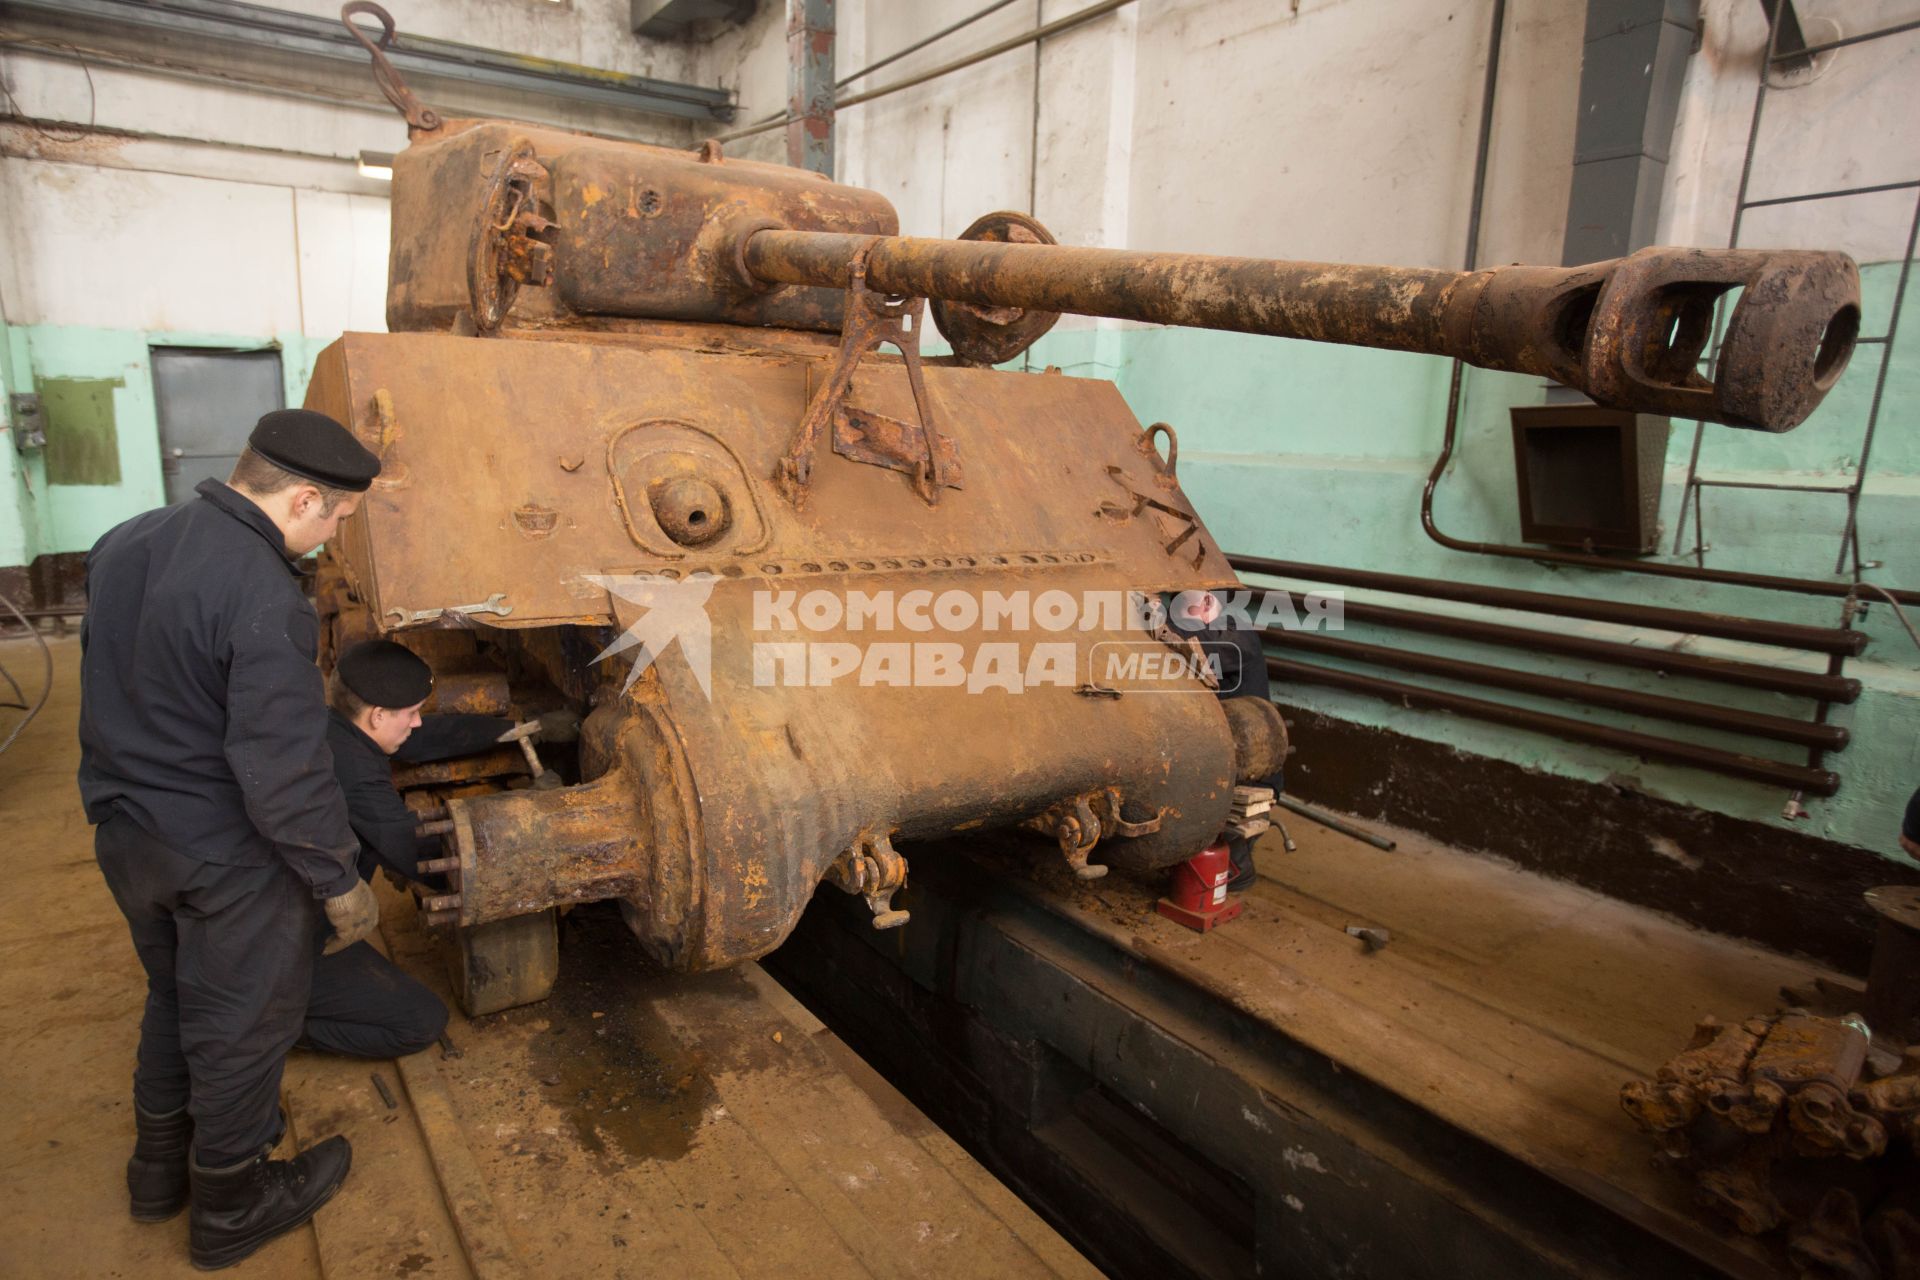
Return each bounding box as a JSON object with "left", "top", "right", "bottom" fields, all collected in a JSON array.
[{"left": 357, "top": 149, "right": 395, "bottom": 181}]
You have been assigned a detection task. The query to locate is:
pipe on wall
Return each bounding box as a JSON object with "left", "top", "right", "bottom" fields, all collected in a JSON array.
[
  {"left": 1266, "top": 656, "right": 1842, "bottom": 796},
  {"left": 1264, "top": 629, "right": 1848, "bottom": 751},
  {"left": 1230, "top": 554, "right": 1868, "bottom": 656},
  {"left": 721, "top": 0, "right": 1134, "bottom": 144},
  {"left": 1332, "top": 598, "right": 1860, "bottom": 703}
]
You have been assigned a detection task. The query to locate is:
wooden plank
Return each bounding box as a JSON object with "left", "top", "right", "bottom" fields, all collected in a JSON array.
[
  {"left": 1244, "top": 821, "right": 1838, "bottom": 1065},
  {"left": 652, "top": 964, "right": 1100, "bottom": 1280},
  {"left": 965, "top": 825, "right": 1799, "bottom": 1275},
  {"left": 281, "top": 1052, "right": 474, "bottom": 1280},
  {"left": 392, "top": 1047, "right": 526, "bottom": 1280},
  {"left": 370, "top": 891, "right": 1091, "bottom": 1280}
]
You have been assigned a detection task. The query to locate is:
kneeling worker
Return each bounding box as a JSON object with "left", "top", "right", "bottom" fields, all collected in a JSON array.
[{"left": 307, "top": 640, "right": 521, "bottom": 1059}]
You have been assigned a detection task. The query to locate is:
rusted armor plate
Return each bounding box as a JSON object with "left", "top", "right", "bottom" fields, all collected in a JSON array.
[{"left": 307, "top": 332, "right": 1235, "bottom": 630}]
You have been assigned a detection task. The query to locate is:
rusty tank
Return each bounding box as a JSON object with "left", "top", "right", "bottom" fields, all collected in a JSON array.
[{"left": 312, "top": 5, "right": 1862, "bottom": 1014}]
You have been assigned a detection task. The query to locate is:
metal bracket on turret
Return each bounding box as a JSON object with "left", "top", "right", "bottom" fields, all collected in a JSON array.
[
  {"left": 776, "top": 244, "right": 949, "bottom": 511},
  {"left": 468, "top": 140, "right": 556, "bottom": 335}
]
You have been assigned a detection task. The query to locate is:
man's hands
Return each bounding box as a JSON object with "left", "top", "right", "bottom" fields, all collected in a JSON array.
[{"left": 322, "top": 879, "right": 380, "bottom": 955}]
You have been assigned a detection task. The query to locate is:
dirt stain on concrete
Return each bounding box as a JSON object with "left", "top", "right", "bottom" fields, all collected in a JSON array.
[{"left": 509, "top": 903, "right": 727, "bottom": 1166}]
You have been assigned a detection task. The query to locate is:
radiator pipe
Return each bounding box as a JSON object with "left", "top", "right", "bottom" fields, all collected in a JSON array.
[
  {"left": 1232, "top": 554, "right": 1866, "bottom": 656},
  {"left": 1267, "top": 657, "right": 1840, "bottom": 795},
  {"left": 1331, "top": 599, "right": 1859, "bottom": 704},
  {"left": 1265, "top": 630, "right": 1847, "bottom": 751}
]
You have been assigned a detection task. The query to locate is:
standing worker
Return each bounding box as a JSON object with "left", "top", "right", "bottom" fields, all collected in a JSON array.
[{"left": 78, "top": 410, "right": 382, "bottom": 1270}]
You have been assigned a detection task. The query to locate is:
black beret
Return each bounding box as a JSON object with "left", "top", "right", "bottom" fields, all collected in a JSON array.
[
  {"left": 249, "top": 409, "right": 381, "bottom": 492},
  {"left": 337, "top": 640, "right": 433, "bottom": 709}
]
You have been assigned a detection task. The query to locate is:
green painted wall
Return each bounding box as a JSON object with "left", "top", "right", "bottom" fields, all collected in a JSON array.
[
  {"left": 1024, "top": 259, "right": 1920, "bottom": 862},
  {"left": 0, "top": 324, "right": 337, "bottom": 567},
  {"left": 0, "top": 322, "right": 37, "bottom": 571}
]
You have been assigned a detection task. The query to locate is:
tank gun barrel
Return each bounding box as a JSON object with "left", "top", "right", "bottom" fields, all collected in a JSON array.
[{"left": 741, "top": 229, "right": 1860, "bottom": 433}]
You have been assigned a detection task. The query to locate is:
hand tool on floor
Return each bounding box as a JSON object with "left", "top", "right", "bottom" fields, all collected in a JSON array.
[{"left": 1274, "top": 795, "right": 1397, "bottom": 851}]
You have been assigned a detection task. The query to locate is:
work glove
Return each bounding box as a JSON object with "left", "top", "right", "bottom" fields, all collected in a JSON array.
[{"left": 321, "top": 879, "right": 380, "bottom": 956}]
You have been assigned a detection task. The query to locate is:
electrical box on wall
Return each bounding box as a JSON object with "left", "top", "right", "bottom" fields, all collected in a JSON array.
[
  {"left": 1510, "top": 405, "right": 1668, "bottom": 555},
  {"left": 8, "top": 393, "right": 45, "bottom": 452}
]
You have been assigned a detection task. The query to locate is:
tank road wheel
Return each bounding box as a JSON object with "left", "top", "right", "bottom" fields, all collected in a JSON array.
[{"left": 444, "top": 909, "right": 559, "bottom": 1017}]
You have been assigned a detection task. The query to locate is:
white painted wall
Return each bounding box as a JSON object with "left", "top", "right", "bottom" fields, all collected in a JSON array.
[
  {"left": 768, "top": 0, "right": 1916, "bottom": 284},
  {"left": 0, "top": 158, "right": 393, "bottom": 336},
  {"left": 9, "top": 0, "right": 1914, "bottom": 347},
  {"left": 0, "top": 0, "right": 728, "bottom": 338},
  {"left": 1665, "top": 0, "right": 1920, "bottom": 265},
  {"left": 0, "top": 52, "right": 400, "bottom": 336},
  {"left": 2, "top": 51, "right": 410, "bottom": 169},
  {"left": 811, "top": 0, "right": 1585, "bottom": 328}
]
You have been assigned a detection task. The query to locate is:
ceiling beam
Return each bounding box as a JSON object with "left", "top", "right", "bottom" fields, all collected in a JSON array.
[{"left": 5, "top": 0, "right": 737, "bottom": 123}]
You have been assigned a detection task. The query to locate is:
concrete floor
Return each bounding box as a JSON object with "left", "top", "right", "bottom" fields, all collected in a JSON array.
[{"left": 0, "top": 635, "right": 1096, "bottom": 1279}]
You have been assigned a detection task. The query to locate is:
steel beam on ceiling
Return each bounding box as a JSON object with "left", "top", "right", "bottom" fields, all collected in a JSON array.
[{"left": 4, "top": 0, "right": 736, "bottom": 123}]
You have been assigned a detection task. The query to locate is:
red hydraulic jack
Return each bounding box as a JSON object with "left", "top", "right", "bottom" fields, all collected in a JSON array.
[{"left": 1155, "top": 840, "right": 1243, "bottom": 933}]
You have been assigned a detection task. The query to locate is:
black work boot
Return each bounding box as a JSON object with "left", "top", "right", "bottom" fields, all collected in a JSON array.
[
  {"left": 187, "top": 1135, "right": 352, "bottom": 1271},
  {"left": 127, "top": 1103, "right": 193, "bottom": 1221},
  {"left": 1226, "top": 838, "right": 1258, "bottom": 893}
]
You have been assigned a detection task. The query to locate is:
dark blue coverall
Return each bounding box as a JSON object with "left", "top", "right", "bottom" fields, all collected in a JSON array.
[{"left": 80, "top": 480, "right": 360, "bottom": 1164}]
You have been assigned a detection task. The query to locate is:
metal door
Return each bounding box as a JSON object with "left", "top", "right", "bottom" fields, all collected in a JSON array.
[{"left": 151, "top": 347, "right": 285, "bottom": 505}]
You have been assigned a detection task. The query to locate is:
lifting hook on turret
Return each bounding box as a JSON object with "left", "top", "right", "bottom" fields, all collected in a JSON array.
[{"left": 340, "top": 3, "right": 442, "bottom": 134}]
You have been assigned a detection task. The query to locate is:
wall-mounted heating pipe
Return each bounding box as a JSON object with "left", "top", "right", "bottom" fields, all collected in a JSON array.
[
  {"left": 1332, "top": 600, "right": 1860, "bottom": 704},
  {"left": 1265, "top": 657, "right": 1841, "bottom": 796},
  {"left": 1230, "top": 555, "right": 1866, "bottom": 656},
  {"left": 1263, "top": 629, "right": 1847, "bottom": 751}
]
